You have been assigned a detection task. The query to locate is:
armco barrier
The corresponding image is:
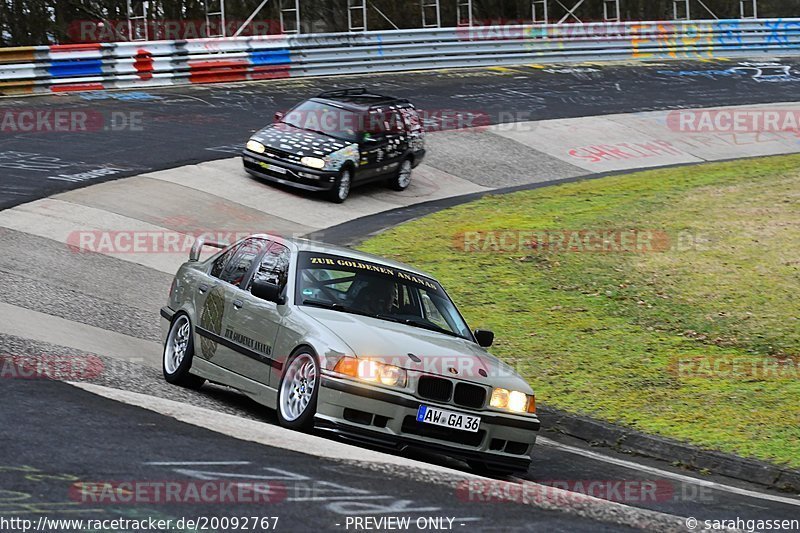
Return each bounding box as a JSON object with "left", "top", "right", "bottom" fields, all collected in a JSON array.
[{"left": 1, "top": 18, "right": 800, "bottom": 95}]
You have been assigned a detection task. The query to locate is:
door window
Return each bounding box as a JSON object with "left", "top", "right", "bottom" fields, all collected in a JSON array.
[
  {"left": 249, "top": 242, "right": 291, "bottom": 289},
  {"left": 210, "top": 244, "right": 240, "bottom": 279},
  {"left": 217, "top": 238, "right": 268, "bottom": 286}
]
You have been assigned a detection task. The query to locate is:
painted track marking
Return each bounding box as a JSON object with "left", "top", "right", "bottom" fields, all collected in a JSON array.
[{"left": 538, "top": 437, "right": 800, "bottom": 507}]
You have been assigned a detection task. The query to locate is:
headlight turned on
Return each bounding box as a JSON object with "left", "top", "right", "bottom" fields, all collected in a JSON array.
[
  {"left": 334, "top": 358, "right": 407, "bottom": 388},
  {"left": 300, "top": 156, "right": 326, "bottom": 169},
  {"left": 246, "top": 140, "right": 266, "bottom": 154},
  {"left": 490, "top": 388, "right": 535, "bottom": 413}
]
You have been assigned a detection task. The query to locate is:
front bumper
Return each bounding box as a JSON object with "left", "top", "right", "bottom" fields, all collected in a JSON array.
[
  {"left": 316, "top": 374, "right": 539, "bottom": 472},
  {"left": 242, "top": 151, "right": 339, "bottom": 192}
]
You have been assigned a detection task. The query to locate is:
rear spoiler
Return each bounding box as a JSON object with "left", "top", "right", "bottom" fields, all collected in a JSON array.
[{"left": 189, "top": 236, "right": 228, "bottom": 262}]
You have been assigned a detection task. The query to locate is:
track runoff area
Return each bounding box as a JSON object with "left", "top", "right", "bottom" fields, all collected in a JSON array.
[{"left": 1, "top": 58, "right": 800, "bottom": 533}]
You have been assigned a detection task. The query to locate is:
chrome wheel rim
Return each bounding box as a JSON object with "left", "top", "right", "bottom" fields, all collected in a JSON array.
[
  {"left": 337, "top": 171, "right": 351, "bottom": 201},
  {"left": 164, "top": 315, "right": 190, "bottom": 374},
  {"left": 397, "top": 160, "right": 412, "bottom": 188},
  {"left": 279, "top": 353, "right": 317, "bottom": 422}
]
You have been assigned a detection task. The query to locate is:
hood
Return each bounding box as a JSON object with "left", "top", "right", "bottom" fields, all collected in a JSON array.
[
  {"left": 252, "top": 123, "right": 353, "bottom": 158},
  {"left": 299, "top": 306, "right": 532, "bottom": 392}
]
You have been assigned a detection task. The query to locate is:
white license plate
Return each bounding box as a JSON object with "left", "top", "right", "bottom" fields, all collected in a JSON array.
[
  {"left": 416, "top": 405, "right": 481, "bottom": 433},
  {"left": 259, "top": 162, "right": 287, "bottom": 174}
]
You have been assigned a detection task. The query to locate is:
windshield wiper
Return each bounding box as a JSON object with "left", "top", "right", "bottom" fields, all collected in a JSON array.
[
  {"left": 380, "top": 315, "right": 461, "bottom": 338},
  {"left": 374, "top": 314, "right": 405, "bottom": 324},
  {"left": 302, "top": 299, "right": 347, "bottom": 311}
]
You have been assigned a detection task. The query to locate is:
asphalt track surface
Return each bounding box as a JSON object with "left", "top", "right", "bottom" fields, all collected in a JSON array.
[
  {"left": 3, "top": 58, "right": 800, "bottom": 209},
  {"left": 3, "top": 376, "right": 624, "bottom": 533},
  {"left": 3, "top": 58, "right": 800, "bottom": 532}
]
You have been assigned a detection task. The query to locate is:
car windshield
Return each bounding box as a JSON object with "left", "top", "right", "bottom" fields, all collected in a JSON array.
[
  {"left": 280, "top": 101, "right": 362, "bottom": 142},
  {"left": 295, "top": 252, "right": 473, "bottom": 340}
]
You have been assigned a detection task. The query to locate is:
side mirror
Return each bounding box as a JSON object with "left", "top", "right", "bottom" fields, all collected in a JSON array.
[
  {"left": 251, "top": 279, "right": 286, "bottom": 305},
  {"left": 274, "top": 111, "right": 284, "bottom": 122},
  {"left": 474, "top": 329, "right": 494, "bottom": 348}
]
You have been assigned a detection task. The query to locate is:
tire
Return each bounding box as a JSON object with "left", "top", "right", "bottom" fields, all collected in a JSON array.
[
  {"left": 327, "top": 168, "right": 352, "bottom": 203},
  {"left": 467, "top": 460, "right": 518, "bottom": 478},
  {"left": 388, "top": 158, "right": 412, "bottom": 191},
  {"left": 163, "top": 314, "right": 206, "bottom": 389},
  {"left": 277, "top": 349, "right": 320, "bottom": 430}
]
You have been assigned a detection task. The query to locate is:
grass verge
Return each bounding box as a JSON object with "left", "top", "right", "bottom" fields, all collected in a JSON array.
[{"left": 359, "top": 154, "right": 800, "bottom": 468}]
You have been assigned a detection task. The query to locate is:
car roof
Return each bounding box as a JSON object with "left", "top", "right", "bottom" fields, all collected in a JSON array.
[
  {"left": 250, "top": 233, "right": 435, "bottom": 280},
  {"left": 311, "top": 88, "right": 411, "bottom": 112}
]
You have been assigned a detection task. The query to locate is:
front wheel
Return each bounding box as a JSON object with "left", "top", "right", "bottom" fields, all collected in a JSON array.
[
  {"left": 388, "top": 158, "right": 412, "bottom": 191},
  {"left": 163, "top": 314, "right": 206, "bottom": 389},
  {"left": 277, "top": 350, "right": 319, "bottom": 430},
  {"left": 327, "top": 168, "right": 352, "bottom": 203}
]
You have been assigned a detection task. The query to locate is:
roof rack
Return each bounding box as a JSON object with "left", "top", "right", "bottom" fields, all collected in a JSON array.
[{"left": 316, "top": 88, "right": 370, "bottom": 98}]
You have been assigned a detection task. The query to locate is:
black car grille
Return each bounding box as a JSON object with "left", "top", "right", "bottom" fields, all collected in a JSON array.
[
  {"left": 263, "top": 147, "right": 300, "bottom": 163},
  {"left": 453, "top": 383, "right": 487, "bottom": 408},
  {"left": 417, "top": 376, "right": 452, "bottom": 402},
  {"left": 402, "top": 416, "right": 485, "bottom": 447}
]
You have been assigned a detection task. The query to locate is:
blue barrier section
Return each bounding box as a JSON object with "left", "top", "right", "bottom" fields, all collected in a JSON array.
[
  {"left": 250, "top": 49, "right": 291, "bottom": 66},
  {"left": 48, "top": 59, "right": 103, "bottom": 78}
]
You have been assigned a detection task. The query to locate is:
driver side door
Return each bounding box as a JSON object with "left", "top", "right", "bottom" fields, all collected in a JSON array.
[
  {"left": 195, "top": 237, "right": 268, "bottom": 373},
  {"left": 226, "top": 241, "right": 292, "bottom": 387}
]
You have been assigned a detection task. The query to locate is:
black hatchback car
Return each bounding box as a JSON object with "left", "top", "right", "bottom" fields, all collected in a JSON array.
[{"left": 242, "top": 88, "right": 426, "bottom": 203}]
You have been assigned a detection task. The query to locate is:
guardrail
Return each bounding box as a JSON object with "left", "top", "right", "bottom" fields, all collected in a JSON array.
[{"left": 2, "top": 18, "right": 800, "bottom": 95}]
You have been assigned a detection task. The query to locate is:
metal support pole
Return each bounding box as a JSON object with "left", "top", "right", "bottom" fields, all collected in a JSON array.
[
  {"left": 371, "top": 4, "right": 400, "bottom": 30},
  {"left": 279, "top": 0, "right": 300, "bottom": 34},
  {"left": 456, "top": 0, "right": 473, "bottom": 27},
  {"left": 127, "top": 0, "right": 149, "bottom": 41},
  {"left": 672, "top": 0, "right": 690, "bottom": 20},
  {"left": 532, "top": 0, "right": 548, "bottom": 24},
  {"left": 348, "top": 0, "right": 367, "bottom": 32},
  {"left": 233, "top": 0, "right": 270, "bottom": 37},
  {"left": 603, "top": 0, "right": 620, "bottom": 22},
  {"left": 556, "top": 0, "right": 584, "bottom": 25},
  {"left": 204, "top": 0, "right": 226, "bottom": 37},
  {"left": 740, "top": 0, "right": 758, "bottom": 18},
  {"left": 696, "top": 0, "right": 719, "bottom": 19},
  {"left": 421, "top": 0, "right": 441, "bottom": 28}
]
